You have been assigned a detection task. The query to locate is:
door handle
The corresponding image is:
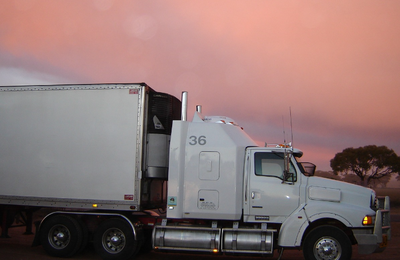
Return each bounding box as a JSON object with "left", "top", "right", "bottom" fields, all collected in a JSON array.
[{"left": 251, "top": 191, "right": 255, "bottom": 199}]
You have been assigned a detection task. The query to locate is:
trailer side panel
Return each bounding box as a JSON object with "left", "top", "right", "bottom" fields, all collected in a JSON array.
[{"left": 0, "top": 84, "right": 145, "bottom": 210}]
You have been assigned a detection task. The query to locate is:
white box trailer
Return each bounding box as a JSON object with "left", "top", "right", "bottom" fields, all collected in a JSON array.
[
  {"left": 0, "top": 83, "right": 180, "bottom": 211},
  {"left": 0, "top": 83, "right": 391, "bottom": 260}
]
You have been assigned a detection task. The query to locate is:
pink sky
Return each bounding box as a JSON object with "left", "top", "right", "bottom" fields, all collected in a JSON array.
[{"left": 1, "top": 0, "right": 400, "bottom": 172}]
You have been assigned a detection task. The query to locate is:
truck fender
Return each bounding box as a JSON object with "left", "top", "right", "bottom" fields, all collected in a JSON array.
[
  {"left": 298, "top": 203, "right": 356, "bottom": 247},
  {"left": 279, "top": 206, "right": 353, "bottom": 248},
  {"left": 305, "top": 202, "right": 354, "bottom": 227},
  {"left": 307, "top": 212, "right": 352, "bottom": 227},
  {"left": 278, "top": 206, "right": 309, "bottom": 247}
]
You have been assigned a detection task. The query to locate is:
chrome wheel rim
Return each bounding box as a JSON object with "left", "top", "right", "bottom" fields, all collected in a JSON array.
[
  {"left": 313, "top": 236, "right": 342, "bottom": 260},
  {"left": 48, "top": 224, "right": 70, "bottom": 249},
  {"left": 102, "top": 228, "right": 126, "bottom": 254}
]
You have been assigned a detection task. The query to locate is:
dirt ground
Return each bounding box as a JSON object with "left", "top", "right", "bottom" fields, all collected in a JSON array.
[{"left": 0, "top": 212, "right": 399, "bottom": 260}]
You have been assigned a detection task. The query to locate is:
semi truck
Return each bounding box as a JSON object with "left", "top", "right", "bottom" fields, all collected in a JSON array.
[{"left": 0, "top": 83, "right": 391, "bottom": 260}]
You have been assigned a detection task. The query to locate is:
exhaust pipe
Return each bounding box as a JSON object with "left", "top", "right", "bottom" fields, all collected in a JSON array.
[
  {"left": 181, "top": 91, "right": 188, "bottom": 121},
  {"left": 196, "top": 105, "right": 202, "bottom": 114}
]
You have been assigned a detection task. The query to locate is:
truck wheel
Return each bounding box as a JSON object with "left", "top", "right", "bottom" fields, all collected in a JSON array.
[
  {"left": 303, "top": 226, "right": 352, "bottom": 260},
  {"left": 39, "top": 215, "right": 83, "bottom": 257},
  {"left": 94, "top": 218, "right": 137, "bottom": 260}
]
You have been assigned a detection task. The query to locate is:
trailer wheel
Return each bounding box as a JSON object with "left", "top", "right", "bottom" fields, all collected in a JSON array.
[
  {"left": 303, "top": 226, "right": 352, "bottom": 260},
  {"left": 39, "top": 215, "right": 83, "bottom": 257},
  {"left": 94, "top": 218, "right": 137, "bottom": 260}
]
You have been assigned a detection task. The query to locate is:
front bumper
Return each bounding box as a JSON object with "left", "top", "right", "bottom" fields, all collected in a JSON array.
[{"left": 353, "top": 196, "right": 391, "bottom": 254}]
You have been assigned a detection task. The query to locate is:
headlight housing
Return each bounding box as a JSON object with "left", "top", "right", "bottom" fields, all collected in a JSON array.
[{"left": 362, "top": 215, "right": 374, "bottom": 226}]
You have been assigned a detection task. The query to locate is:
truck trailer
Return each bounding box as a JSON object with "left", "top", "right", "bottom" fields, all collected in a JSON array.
[{"left": 0, "top": 83, "right": 391, "bottom": 260}]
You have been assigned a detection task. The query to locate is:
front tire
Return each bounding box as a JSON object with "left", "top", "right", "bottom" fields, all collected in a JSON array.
[
  {"left": 39, "top": 215, "right": 83, "bottom": 257},
  {"left": 93, "top": 218, "right": 137, "bottom": 260},
  {"left": 303, "top": 226, "right": 352, "bottom": 260}
]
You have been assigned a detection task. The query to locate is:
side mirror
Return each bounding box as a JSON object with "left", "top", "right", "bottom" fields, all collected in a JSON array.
[{"left": 299, "top": 162, "right": 316, "bottom": 176}]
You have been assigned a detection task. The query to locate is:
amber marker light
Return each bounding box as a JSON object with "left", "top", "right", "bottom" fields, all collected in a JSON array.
[
  {"left": 92, "top": 204, "right": 98, "bottom": 208},
  {"left": 362, "top": 216, "right": 373, "bottom": 225},
  {"left": 213, "top": 248, "right": 218, "bottom": 253}
]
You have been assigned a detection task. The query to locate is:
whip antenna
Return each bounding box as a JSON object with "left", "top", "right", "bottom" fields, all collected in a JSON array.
[
  {"left": 289, "top": 107, "right": 293, "bottom": 147},
  {"left": 282, "top": 115, "right": 286, "bottom": 144}
]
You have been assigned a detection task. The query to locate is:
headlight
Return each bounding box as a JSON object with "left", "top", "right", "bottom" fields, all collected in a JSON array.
[{"left": 362, "top": 215, "right": 374, "bottom": 226}]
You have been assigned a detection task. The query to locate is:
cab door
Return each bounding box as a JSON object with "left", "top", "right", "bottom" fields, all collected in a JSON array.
[{"left": 244, "top": 149, "right": 301, "bottom": 223}]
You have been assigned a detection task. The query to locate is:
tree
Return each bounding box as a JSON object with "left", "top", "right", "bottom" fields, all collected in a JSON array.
[{"left": 330, "top": 145, "right": 400, "bottom": 187}]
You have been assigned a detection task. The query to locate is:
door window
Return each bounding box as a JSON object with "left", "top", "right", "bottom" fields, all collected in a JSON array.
[{"left": 254, "top": 152, "right": 297, "bottom": 182}]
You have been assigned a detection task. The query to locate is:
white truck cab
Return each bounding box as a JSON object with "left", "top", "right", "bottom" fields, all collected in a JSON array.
[{"left": 160, "top": 108, "right": 391, "bottom": 260}]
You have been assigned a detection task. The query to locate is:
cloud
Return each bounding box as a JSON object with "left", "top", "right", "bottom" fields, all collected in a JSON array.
[
  {"left": 0, "top": 67, "right": 70, "bottom": 86},
  {"left": 0, "top": 49, "right": 88, "bottom": 85}
]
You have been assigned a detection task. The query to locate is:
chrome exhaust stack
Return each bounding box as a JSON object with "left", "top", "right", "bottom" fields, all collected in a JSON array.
[
  {"left": 181, "top": 91, "right": 188, "bottom": 121},
  {"left": 196, "top": 105, "right": 202, "bottom": 114}
]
